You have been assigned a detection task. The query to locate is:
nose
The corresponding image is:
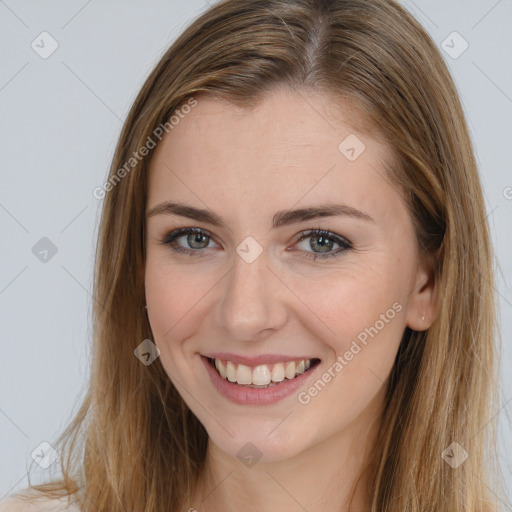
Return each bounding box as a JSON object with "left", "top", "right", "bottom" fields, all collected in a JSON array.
[{"left": 215, "top": 243, "right": 288, "bottom": 341}]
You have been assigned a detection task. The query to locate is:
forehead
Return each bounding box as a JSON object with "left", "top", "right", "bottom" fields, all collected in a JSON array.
[
  {"left": 158, "top": 88, "right": 384, "bottom": 160},
  {"left": 146, "top": 88, "right": 403, "bottom": 228}
]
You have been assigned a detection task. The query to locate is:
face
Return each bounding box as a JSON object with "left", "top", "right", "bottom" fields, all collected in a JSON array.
[{"left": 144, "top": 87, "right": 435, "bottom": 464}]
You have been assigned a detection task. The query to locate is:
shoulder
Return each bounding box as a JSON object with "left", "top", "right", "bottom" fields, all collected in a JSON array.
[{"left": 0, "top": 492, "right": 80, "bottom": 512}]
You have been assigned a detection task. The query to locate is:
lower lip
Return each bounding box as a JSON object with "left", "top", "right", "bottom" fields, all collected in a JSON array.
[{"left": 201, "top": 355, "right": 320, "bottom": 405}]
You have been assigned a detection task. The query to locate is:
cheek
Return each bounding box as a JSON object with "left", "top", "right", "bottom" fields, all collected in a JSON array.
[
  {"left": 291, "top": 271, "right": 406, "bottom": 430},
  {"left": 144, "top": 261, "right": 211, "bottom": 363},
  {"left": 291, "top": 258, "right": 406, "bottom": 340},
  {"left": 291, "top": 260, "right": 407, "bottom": 386}
]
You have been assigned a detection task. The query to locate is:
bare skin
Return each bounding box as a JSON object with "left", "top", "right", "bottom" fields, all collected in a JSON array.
[{"left": 144, "top": 86, "right": 437, "bottom": 512}]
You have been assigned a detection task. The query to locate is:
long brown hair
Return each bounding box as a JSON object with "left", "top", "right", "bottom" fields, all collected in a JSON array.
[{"left": 14, "top": 0, "right": 505, "bottom": 510}]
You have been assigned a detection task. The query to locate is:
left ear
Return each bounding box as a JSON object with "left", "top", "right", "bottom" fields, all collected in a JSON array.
[{"left": 405, "top": 249, "right": 439, "bottom": 332}]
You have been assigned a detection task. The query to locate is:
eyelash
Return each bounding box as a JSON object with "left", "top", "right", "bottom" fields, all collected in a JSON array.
[{"left": 158, "top": 227, "right": 353, "bottom": 261}]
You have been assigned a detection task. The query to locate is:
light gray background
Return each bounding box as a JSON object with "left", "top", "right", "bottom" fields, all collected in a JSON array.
[{"left": 1, "top": 0, "right": 511, "bottom": 506}]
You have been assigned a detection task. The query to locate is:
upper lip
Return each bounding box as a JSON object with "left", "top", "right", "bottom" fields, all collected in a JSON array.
[{"left": 202, "top": 352, "right": 320, "bottom": 366}]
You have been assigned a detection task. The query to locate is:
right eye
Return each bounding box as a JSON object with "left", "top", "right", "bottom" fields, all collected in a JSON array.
[{"left": 159, "top": 227, "right": 218, "bottom": 256}]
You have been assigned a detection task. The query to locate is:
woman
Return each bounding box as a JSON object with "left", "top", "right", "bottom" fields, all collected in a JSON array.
[{"left": 1, "top": 0, "right": 505, "bottom": 510}]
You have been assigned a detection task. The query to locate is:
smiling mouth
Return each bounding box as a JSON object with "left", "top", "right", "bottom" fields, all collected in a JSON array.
[{"left": 206, "top": 357, "right": 321, "bottom": 388}]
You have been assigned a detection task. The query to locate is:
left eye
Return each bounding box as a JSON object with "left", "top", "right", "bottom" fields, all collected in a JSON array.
[
  {"left": 159, "top": 227, "right": 352, "bottom": 261},
  {"left": 292, "top": 229, "right": 352, "bottom": 260}
]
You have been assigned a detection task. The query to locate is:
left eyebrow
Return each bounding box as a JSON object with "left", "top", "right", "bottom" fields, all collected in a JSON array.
[
  {"left": 272, "top": 204, "right": 374, "bottom": 227},
  {"left": 145, "top": 201, "right": 374, "bottom": 228}
]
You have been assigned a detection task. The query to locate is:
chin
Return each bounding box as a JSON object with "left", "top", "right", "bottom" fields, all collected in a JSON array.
[{"left": 204, "top": 417, "right": 314, "bottom": 465}]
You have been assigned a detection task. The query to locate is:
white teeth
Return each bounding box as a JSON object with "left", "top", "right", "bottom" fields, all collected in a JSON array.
[
  {"left": 212, "top": 358, "right": 314, "bottom": 386},
  {"left": 217, "top": 359, "right": 227, "bottom": 379},
  {"left": 252, "top": 365, "right": 271, "bottom": 385},
  {"left": 285, "top": 361, "right": 296, "bottom": 380},
  {"left": 271, "top": 362, "right": 285, "bottom": 382},
  {"left": 235, "top": 364, "right": 253, "bottom": 385},
  {"left": 226, "top": 361, "right": 237, "bottom": 382}
]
